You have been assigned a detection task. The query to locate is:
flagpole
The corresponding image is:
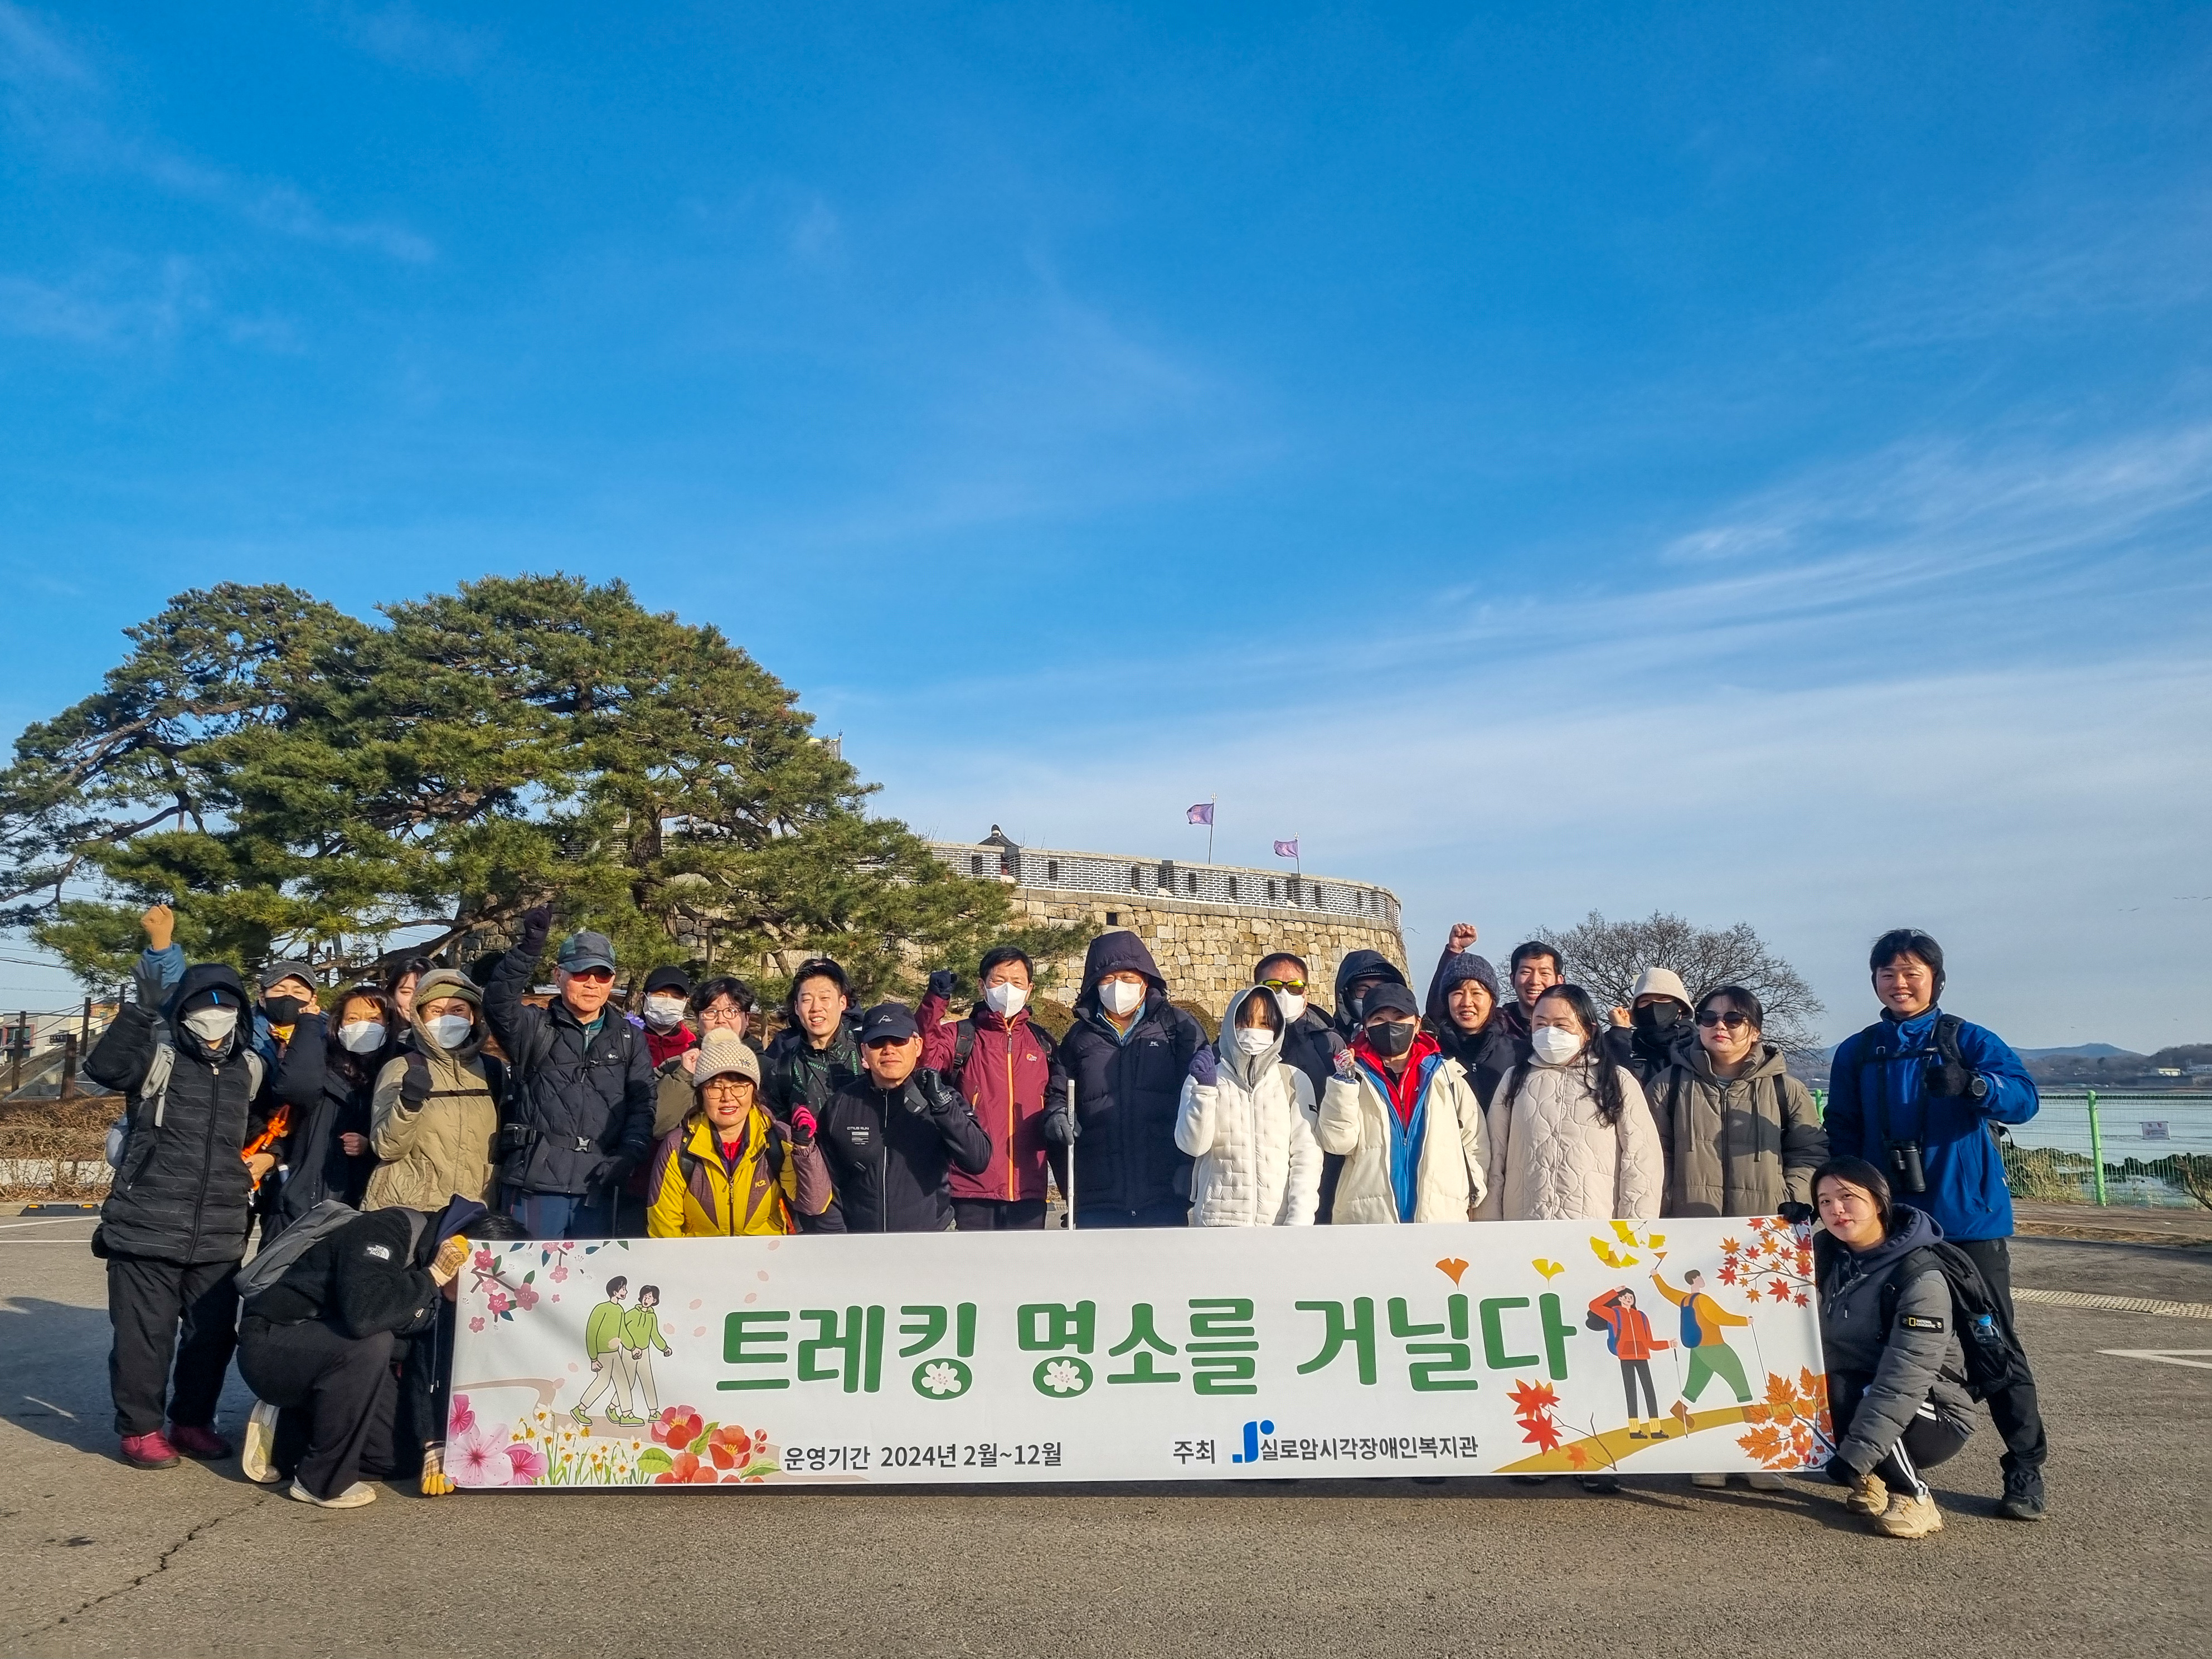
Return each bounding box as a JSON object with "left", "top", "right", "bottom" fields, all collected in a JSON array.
[{"left": 1207, "top": 796, "right": 1215, "bottom": 865}]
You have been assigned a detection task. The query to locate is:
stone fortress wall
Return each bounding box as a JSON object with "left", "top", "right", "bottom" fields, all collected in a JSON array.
[{"left": 926, "top": 828, "right": 1408, "bottom": 1013}]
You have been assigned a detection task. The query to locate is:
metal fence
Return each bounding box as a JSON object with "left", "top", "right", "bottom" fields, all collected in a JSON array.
[{"left": 1809, "top": 1089, "right": 2212, "bottom": 1210}]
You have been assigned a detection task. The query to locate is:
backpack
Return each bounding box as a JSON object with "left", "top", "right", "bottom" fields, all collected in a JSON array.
[
  {"left": 231, "top": 1198, "right": 425, "bottom": 1314},
  {"left": 1879, "top": 1241, "right": 2034, "bottom": 1403},
  {"left": 105, "top": 1027, "right": 269, "bottom": 1170},
  {"left": 1850, "top": 1013, "right": 1968, "bottom": 1083}
]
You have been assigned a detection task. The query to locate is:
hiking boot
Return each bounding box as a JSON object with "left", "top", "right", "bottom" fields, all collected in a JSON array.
[
  {"left": 240, "top": 1401, "right": 282, "bottom": 1485},
  {"left": 1690, "top": 1473, "right": 1726, "bottom": 1490},
  {"left": 289, "top": 1479, "right": 377, "bottom": 1510},
  {"left": 168, "top": 1422, "right": 231, "bottom": 1461},
  {"left": 1999, "top": 1467, "right": 2048, "bottom": 1521},
  {"left": 1871, "top": 1491, "right": 1943, "bottom": 1539},
  {"left": 120, "top": 1430, "right": 180, "bottom": 1469},
  {"left": 1845, "top": 1471, "right": 1888, "bottom": 1516}
]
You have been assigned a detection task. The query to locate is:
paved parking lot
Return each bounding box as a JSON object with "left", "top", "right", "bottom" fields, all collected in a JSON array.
[{"left": 2, "top": 1218, "right": 2206, "bottom": 1658}]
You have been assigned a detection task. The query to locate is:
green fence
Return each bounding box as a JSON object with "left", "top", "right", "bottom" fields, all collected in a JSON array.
[{"left": 1811, "top": 1089, "right": 2211, "bottom": 1210}]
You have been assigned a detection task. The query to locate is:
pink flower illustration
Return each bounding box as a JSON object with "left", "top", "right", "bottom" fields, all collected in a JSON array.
[
  {"left": 549, "top": 1261, "right": 570, "bottom": 1283},
  {"left": 513, "top": 1282, "right": 540, "bottom": 1311},
  {"left": 472, "top": 1246, "right": 494, "bottom": 1272},
  {"left": 503, "top": 1440, "right": 547, "bottom": 1484},
  {"left": 468, "top": 1315, "right": 486, "bottom": 1333},
  {"left": 449, "top": 1394, "right": 477, "bottom": 1438},
  {"left": 451, "top": 1421, "right": 514, "bottom": 1486},
  {"left": 486, "top": 1291, "right": 511, "bottom": 1316}
]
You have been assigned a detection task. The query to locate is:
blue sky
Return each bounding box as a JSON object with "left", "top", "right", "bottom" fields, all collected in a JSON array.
[{"left": 3, "top": 3, "right": 2209, "bottom": 1049}]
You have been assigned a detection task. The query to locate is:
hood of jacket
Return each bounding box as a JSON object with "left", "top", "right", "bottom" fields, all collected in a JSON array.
[
  {"left": 1332, "top": 949, "right": 1408, "bottom": 1034},
  {"left": 169, "top": 963, "right": 249, "bottom": 1054},
  {"left": 405, "top": 968, "right": 486, "bottom": 1066},
  {"left": 1680, "top": 1037, "right": 1789, "bottom": 1085},
  {"left": 1217, "top": 986, "right": 1286, "bottom": 1089},
  {"left": 1076, "top": 929, "right": 1166, "bottom": 1013}
]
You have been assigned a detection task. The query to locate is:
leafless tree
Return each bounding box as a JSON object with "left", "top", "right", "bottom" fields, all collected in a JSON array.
[{"left": 1535, "top": 911, "right": 1826, "bottom": 1054}]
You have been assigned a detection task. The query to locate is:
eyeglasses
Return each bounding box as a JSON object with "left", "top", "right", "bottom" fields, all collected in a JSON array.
[
  {"left": 1259, "top": 978, "right": 1307, "bottom": 995},
  {"left": 700, "top": 1076, "right": 753, "bottom": 1097},
  {"left": 1696, "top": 1010, "right": 1751, "bottom": 1030}
]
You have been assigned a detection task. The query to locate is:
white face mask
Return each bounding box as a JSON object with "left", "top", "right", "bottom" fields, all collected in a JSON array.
[
  {"left": 337, "top": 1020, "right": 386, "bottom": 1055},
  {"left": 1273, "top": 992, "right": 1307, "bottom": 1025},
  {"left": 983, "top": 982, "right": 1028, "bottom": 1017},
  {"left": 1530, "top": 1026, "right": 1584, "bottom": 1065},
  {"left": 181, "top": 1006, "right": 237, "bottom": 1047},
  {"left": 429, "top": 1013, "right": 475, "bottom": 1051},
  {"left": 1097, "top": 979, "right": 1144, "bottom": 1017},
  {"left": 642, "top": 995, "right": 688, "bottom": 1032},
  {"left": 1234, "top": 1027, "right": 1275, "bottom": 1057}
]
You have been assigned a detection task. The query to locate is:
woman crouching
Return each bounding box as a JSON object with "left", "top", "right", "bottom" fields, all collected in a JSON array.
[
  {"left": 1813, "top": 1156, "right": 1977, "bottom": 1539},
  {"left": 647, "top": 1034, "right": 831, "bottom": 1236}
]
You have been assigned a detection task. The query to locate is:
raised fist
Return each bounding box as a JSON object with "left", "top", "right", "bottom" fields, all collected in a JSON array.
[
  {"left": 1447, "top": 922, "right": 1477, "bottom": 954},
  {"left": 140, "top": 903, "right": 176, "bottom": 952}
]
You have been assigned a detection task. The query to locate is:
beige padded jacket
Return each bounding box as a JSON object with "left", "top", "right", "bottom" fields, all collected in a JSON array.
[
  {"left": 363, "top": 972, "right": 500, "bottom": 1212},
  {"left": 1646, "top": 1041, "right": 1827, "bottom": 1217}
]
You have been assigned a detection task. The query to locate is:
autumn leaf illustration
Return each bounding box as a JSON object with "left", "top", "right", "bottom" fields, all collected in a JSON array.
[
  {"left": 1518, "top": 1415, "right": 1564, "bottom": 1453},
  {"left": 1507, "top": 1379, "right": 1559, "bottom": 1417}
]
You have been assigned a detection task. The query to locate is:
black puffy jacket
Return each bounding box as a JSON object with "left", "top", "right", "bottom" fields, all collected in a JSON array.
[
  {"left": 1056, "top": 931, "right": 1204, "bottom": 1216},
  {"left": 761, "top": 1020, "right": 862, "bottom": 1124},
  {"left": 1278, "top": 1006, "right": 1343, "bottom": 1104},
  {"left": 482, "top": 920, "right": 655, "bottom": 1197},
  {"left": 270, "top": 1012, "right": 389, "bottom": 1229},
  {"left": 816, "top": 1071, "right": 991, "bottom": 1232},
  {"left": 250, "top": 1206, "right": 443, "bottom": 1338},
  {"left": 88, "top": 964, "right": 274, "bottom": 1265}
]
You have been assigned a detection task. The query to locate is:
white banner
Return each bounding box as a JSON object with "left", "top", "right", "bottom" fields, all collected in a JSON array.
[{"left": 446, "top": 1216, "right": 1833, "bottom": 1488}]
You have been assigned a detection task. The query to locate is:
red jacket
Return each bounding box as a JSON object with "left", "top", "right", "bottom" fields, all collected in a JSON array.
[
  {"left": 918, "top": 993, "right": 1067, "bottom": 1204},
  {"left": 1588, "top": 1290, "right": 1669, "bottom": 1363}
]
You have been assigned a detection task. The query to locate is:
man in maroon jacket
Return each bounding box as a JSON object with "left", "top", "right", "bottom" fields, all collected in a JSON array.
[{"left": 918, "top": 947, "right": 1070, "bottom": 1230}]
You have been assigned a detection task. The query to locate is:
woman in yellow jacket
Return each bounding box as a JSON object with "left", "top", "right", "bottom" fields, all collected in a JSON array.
[{"left": 647, "top": 1033, "right": 832, "bottom": 1236}]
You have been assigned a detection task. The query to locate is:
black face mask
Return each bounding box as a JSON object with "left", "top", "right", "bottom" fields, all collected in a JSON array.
[
  {"left": 1632, "top": 1002, "right": 1681, "bottom": 1038},
  {"left": 262, "top": 996, "right": 306, "bottom": 1027},
  {"left": 1366, "top": 1020, "right": 1417, "bottom": 1058}
]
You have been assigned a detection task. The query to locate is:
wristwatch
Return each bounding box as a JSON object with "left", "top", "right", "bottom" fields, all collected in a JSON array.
[{"left": 1967, "top": 1075, "right": 1988, "bottom": 1100}]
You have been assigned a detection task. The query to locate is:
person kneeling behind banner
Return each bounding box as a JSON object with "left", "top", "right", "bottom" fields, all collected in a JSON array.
[
  {"left": 236, "top": 1197, "right": 516, "bottom": 1508},
  {"left": 1813, "top": 1157, "right": 1983, "bottom": 1540}
]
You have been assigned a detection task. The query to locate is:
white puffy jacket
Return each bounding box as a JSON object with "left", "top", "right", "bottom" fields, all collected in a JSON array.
[
  {"left": 1316, "top": 1050, "right": 1488, "bottom": 1225},
  {"left": 1175, "top": 988, "right": 1322, "bottom": 1226},
  {"left": 1476, "top": 1057, "right": 1663, "bottom": 1221}
]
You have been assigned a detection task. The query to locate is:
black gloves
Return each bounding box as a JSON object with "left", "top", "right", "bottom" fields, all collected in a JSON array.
[
  {"left": 398, "top": 1054, "right": 433, "bottom": 1108},
  {"left": 901, "top": 1072, "right": 953, "bottom": 1118},
  {"left": 517, "top": 903, "right": 555, "bottom": 953},
  {"left": 1826, "top": 1451, "right": 1870, "bottom": 1485},
  {"left": 925, "top": 969, "right": 957, "bottom": 1001},
  {"left": 1188, "top": 1045, "right": 1219, "bottom": 1086},
  {"left": 1923, "top": 1054, "right": 1975, "bottom": 1098},
  {"left": 1778, "top": 1201, "right": 1815, "bottom": 1226},
  {"left": 1042, "top": 1092, "right": 1078, "bottom": 1145}
]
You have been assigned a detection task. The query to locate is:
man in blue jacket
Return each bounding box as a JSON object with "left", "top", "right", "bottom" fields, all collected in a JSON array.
[{"left": 1825, "top": 928, "right": 2048, "bottom": 1520}]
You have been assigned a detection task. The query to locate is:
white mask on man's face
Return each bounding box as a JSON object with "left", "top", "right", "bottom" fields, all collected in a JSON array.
[
  {"left": 983, "top": 982, "right": 1028, "bottom": 1017},
  {"left": 1098, "top": 979, "right": 1143, "bottom": 1017},
  {"left": 182, "top": 1006, "right": 237, "bottom": 1047},
  {"left": 1530, "top": 1026, "right": 1584, "bottom": 1065},
  {"left": 1273, "top": 992, "right": 1307, "bottom": 1025},
  {"left": 642, "top": 995, "right": 687, "bottom": 1032}
]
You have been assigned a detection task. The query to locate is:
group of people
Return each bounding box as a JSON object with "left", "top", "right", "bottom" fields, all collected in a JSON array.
[{"left": 83, "top": 900, "right": 2049, "bottom": 1535}]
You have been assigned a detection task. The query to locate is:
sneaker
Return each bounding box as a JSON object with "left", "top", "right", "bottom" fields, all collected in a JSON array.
[
  {"left": 1999, "top": 1467, "right": 2048, "bottom": 1522},
  {"left": 288, "top": 1479, "right": 377, "bottom": 1510},
  {"left": 1745, "top": 1472, "right": 1788, "bottom": 1491},
  {"left": 240, "top": 1401, "right": 282, "bottom": 1485},
  {"left": 120, "top": 1430, "right": 181, "bottom": 1469},
  {"left": 1871, "top": 1491, "right": 1943, "bottom": 1539},
  {"left": 570, "top": 1407, "right": 591, "bottom": 1428},
  {"left": 168, "top": 1422, "right": 231, "bottom": 1461},
  {"left": 1576, "top": 1474, "right": 1620, "bottom": 1493},
  {"left": 1690, "top": 1473, "right": 1727, "bottom": 1490},
  {"left": 1845, "top": 1470, "right": 1888, "bottom": 1516}
]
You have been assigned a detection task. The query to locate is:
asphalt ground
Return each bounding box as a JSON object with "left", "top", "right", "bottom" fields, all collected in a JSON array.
[{"left": 2, "top": 1221, "right": 2206, "bottom": 1659}]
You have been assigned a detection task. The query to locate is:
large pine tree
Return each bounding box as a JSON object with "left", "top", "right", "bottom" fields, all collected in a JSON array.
[{"left": 2, "top": 576, "right": 1058, "bottom": 1000}]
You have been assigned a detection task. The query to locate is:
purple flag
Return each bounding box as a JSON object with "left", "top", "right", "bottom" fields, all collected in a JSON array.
[
  {"left": 1273, "top": 838, "right": 1298, "bottom": 858},
  {"left": 1186, "top": 802, "right": 1214, "bottom": 826}
]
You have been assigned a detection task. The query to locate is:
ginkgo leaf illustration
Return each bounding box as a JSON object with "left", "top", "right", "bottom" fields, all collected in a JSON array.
[
  {"left": 1611, "top": 1220, "right": 1641, "bottom": 1244},
  {"left": 1435, "top": 1257, "right": 1469, "bottom": 1284},
  {"left": 1530, "top": 1258, "right": 1564, "bottom": 1280}
]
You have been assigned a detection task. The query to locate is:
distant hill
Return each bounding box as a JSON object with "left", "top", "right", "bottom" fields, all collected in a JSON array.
[{"left": 2019, "top": 1044, "right": 2141, "bottom": 1060}]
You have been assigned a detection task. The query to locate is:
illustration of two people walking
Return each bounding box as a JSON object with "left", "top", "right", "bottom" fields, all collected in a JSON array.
[
  {"left": 1589, "top": 1267, "right": 1754, "bottom": 1440},
  {"left": 572, "top": 1275, "right": 675, "bottom": 1429}
]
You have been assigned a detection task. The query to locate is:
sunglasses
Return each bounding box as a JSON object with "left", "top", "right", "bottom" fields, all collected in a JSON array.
[
  {"left": 1259, "top": 978, "right": 1307, "bottom": 995},
  {"left": 565, "top": 967, "right": 615, "bottom": 984},
  {"left": 1696, "top": 1010, "right": 1751, "bottom": 1029}
]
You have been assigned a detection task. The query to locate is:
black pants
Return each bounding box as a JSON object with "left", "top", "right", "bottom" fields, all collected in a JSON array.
[
  {"left": 1621, "top": 1359, "right": 1658, "bottom": 1419},
  {"left": 398, "top": 1299, "right": 457, "bottom": 1462},
  {"left": 1956, "top": 1236, "right": 2048, "bottom": 1473},
  {"left": 106, "top": 1254, "right": 240, "bottom": 1438},
  {"left": 953, "top": 1198, "right": 1046, "bottom": 1231},
  {"left": 1832, "top": 1375, "right": 1972, "bottom": 1500},
  {"left": 236, "top": 1314, "right": 400, "bottom": 1500}
]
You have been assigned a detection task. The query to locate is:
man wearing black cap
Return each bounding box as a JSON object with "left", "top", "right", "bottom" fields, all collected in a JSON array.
[
  {"left": 1316, "top": 981, "right": 1488, "bottom": 1225},
  {"left": 483, "top": 906, "right": 656, "bottom": 1240},
  {"left": 815, "top": 1002, "right": 991, "bottom": 1232}
]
